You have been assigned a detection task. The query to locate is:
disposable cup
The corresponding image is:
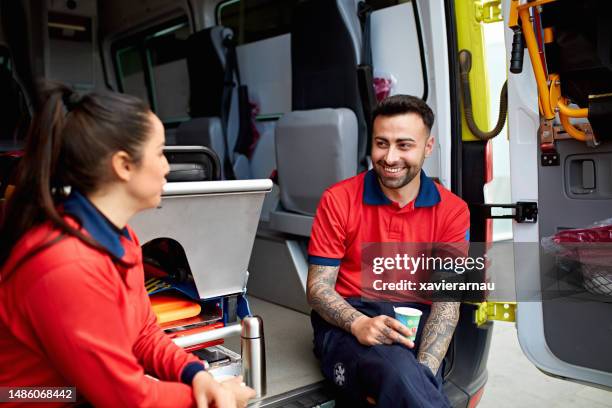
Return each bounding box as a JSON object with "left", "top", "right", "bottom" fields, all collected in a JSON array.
[{"left": 394, "top": 307, "right": 422, "bottom": 342}]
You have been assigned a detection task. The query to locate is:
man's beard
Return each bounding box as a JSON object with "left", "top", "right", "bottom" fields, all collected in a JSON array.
[{"left": 374, "top": 161, "right": 421, "bottom": 189}]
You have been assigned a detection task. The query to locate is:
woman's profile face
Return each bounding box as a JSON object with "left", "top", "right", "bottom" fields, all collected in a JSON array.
[{"left": 126, "top": 112, "right": 169, "bottom": 211}]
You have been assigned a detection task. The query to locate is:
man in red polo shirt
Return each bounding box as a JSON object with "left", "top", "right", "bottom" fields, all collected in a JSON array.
[{"left": 307, "top": 95, "right": 469, "bottom": 407}]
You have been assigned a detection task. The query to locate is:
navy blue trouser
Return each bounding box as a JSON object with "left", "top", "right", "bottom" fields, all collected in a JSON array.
[{"left": 311, "top": 299, "right": 451, "bottom": 408}]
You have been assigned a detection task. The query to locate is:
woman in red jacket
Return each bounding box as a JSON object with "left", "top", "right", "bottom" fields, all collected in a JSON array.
[{"left": 0, "top": 82, "right": 254, "bottom": 407}]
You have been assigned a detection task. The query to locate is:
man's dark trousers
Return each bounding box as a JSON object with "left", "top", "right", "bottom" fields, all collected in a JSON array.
[{"left": 311, "top": 299, "right": 452, "bottom": 408}]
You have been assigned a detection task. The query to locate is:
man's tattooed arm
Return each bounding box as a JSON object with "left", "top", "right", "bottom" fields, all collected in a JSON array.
[
  {"left": 417, "top": 302, "right": 460, "bottom": 374},
  {"left": 306, "top": 263, "right": 365, "bottom": 332}
]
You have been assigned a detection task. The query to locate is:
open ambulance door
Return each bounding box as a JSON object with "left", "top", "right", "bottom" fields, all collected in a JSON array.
[{"left": 502, "top": 0, "right": 612, "bottom": 389}]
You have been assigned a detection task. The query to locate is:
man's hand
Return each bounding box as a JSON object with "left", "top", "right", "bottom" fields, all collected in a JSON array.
[
  {"left": 350, "top": 315, "right": 416, "bottom": 348},
  {"left": 192, "top": 371, "right": 255, "bottom": 408}
]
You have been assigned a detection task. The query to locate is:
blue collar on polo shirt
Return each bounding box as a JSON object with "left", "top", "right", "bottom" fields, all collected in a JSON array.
[
  {"left": 62, "top": 190, "right": 131, "bottom": 259},
  {"left": 362, "top": 169, "right": 441, "bottom": 208}
]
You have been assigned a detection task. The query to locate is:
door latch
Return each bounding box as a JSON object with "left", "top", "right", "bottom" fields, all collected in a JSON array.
[
  {"left": 475, "top": 201, "right": 538, "bottom": 223},
  {"left": 474, "top": 0, "right": 503, "bottom": 24},
  {"left": 472, "top": 302, "right": 516, "bottom": 326}
]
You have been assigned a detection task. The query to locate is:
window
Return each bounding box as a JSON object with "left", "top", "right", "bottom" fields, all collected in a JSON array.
[
  {"left": 112, "top": 17, "right": 191, "bottom": 123},
  {"left": 216, "top": 0, "right": 299, "bottom": 45},
  {"left": 115, "top": 46, "right": 148, "bottom": 103},
  {"left": 370, "top": 0, "right": 427, "bottom": 101}
]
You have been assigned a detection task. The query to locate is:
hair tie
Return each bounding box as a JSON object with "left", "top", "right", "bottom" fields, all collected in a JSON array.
[{"left": 62, "top": 91, "right": 81, "bottom": 112}]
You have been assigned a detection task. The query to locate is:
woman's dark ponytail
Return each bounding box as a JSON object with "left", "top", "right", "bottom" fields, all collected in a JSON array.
[{"left": 0, "top": 82, "right": 151, "bottom": 274}]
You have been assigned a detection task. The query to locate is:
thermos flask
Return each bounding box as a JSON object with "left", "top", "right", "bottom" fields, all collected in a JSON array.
[{"left": 241, "top": 315, "right": 266, "bottom": 398}]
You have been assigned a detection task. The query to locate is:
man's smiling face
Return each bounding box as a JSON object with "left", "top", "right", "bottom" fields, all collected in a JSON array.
[{"left": 371, "top": 112, "right": 434, "bottom": 190}]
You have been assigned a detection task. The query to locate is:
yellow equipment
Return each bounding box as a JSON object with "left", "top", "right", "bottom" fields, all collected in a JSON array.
[{"left": 508, "top": 0, "right": 612, "bottom": 147}]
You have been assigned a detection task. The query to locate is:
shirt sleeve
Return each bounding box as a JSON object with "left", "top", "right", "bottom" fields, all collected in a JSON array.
[
  {"left": 133, "top": 286, "right": 203, "bottom": 383},
  {"left": 23, "top": 259, "right": 197, "bottom": 408},
  {"left": 440, "top": 201, "right": 471, "bottom": 243},
  {"left": 121, "top": 224, "right": 204, "bottom": 383},
  {"left": 307, "top": 189, "right": 348, "bottom": 266},
  {"left": 125, "top": 225, "right": 205, "bottom": 384},
  {"left": 437, "top": 201, "right": 471, "bottom": 264}
]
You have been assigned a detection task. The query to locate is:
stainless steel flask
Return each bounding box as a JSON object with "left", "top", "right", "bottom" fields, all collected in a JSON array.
[{"left": 240, "top": 315, "right": 266, "bottom": 398}]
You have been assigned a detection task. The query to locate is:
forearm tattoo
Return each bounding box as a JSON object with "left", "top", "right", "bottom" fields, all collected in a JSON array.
[
  {"left": 306, "top": 264, "right": 365, "bottom": 333},
  {"left": 417, "top": 302, "right": 460, "bottom": 374}
]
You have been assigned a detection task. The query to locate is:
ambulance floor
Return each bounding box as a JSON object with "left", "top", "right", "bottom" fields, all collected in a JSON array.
[{"left": 223, "top": 296, "right": 324, "bottom": 398}]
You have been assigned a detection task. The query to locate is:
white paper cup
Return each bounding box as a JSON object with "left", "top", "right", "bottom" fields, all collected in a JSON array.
[{"left": 394, "top": 307, "right": 423, "bottom": 341}]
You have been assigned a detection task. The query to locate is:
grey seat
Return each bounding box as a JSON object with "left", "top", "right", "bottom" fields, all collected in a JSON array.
[
  {"left": 176, "top": 117, "right": 226, "bottom": 170},
  {"left": 164, "top": 146, "right": 221, "bottom": 182},
  {"left": 276, "top": 108, "right": 357, "bottom": 216},
  {"left": 270, "top": 0, "right": 363, "bottom": 236}
]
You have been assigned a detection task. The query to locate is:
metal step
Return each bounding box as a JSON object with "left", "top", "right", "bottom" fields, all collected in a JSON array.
[{"left": 251, "top": 381, "right": 335, "bottom": 408}]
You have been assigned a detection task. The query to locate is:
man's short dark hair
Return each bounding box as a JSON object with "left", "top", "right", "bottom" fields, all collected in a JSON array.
[{"left": 372, "top": 94, "right": 434, "bottom": 133}]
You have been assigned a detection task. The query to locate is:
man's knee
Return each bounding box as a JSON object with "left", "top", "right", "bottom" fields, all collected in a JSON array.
[
  {"left": 364, "top": 344, "right": 420, "bottom": 377},
  {"left": 362, "top": 345, "right": 449, "bottom": 407}
]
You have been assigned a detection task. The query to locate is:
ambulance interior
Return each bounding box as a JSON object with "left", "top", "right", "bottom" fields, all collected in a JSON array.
[{"left": 0, "top": 0, "right": 611, "bottom": 406}]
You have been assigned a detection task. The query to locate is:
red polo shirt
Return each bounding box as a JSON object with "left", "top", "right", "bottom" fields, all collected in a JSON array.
[
  {"left": 308, "top": 170, "right": 470, "bottom": 298},
  {"left": 0, "top": 191, "right": 202, "bottom": 407}
]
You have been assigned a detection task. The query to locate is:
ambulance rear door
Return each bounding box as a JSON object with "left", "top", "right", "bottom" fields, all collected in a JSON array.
[{"left": 502, "top": 0, "right": 612, "bottom": 389}]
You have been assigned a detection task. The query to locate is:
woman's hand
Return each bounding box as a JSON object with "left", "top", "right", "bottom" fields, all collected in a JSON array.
[
  {"left": 192, "top": 371, "right": 233, "bottom": 407},
  {"left": 192, "top": 371, "right": 256, "bottom": 408},
  {"left": 220, "top": 376, "right": 257, "bottom": 407}
]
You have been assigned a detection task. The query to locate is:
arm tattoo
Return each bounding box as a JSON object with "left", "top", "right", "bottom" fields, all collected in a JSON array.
[
  {"left": 306, "top": 264, "right": 365, "bottom": 333},
  {"left": 417, "top": 302, "right": 460, "bottom": 374}
]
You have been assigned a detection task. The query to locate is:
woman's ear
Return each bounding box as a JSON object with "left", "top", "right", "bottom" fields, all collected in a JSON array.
[{"left": 111, "top": 151, "right": 134, "bottom": 182}]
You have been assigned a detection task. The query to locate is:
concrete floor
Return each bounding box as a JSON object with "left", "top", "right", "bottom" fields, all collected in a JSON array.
[
  {"left": 480, "top": 242, "right": 611, "bottom": 407},
  {"left": 479, "top": 321, "right": 611, "bottom": 408}
]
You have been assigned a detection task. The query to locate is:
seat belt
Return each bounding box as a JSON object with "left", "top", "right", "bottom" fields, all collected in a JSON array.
[
  {"left": 232, "top": 54, "right": 255, "bottom": 159},
  {"left": 221, "top": 35, "right": 254, "bottom": 179},
  {"left": 357, "top": 2, "right": 377, "bottom": 156},
  {"left": 220, "top": 34, "right": 238, "bottom": 179}
]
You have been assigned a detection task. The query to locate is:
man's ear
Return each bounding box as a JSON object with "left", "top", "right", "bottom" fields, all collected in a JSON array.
[
  {"left": 425, "top": 135, "right": 435, "bottom": 158},
  {"left": 111, "top": 151, "right": 133, "bottom": 182}
]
